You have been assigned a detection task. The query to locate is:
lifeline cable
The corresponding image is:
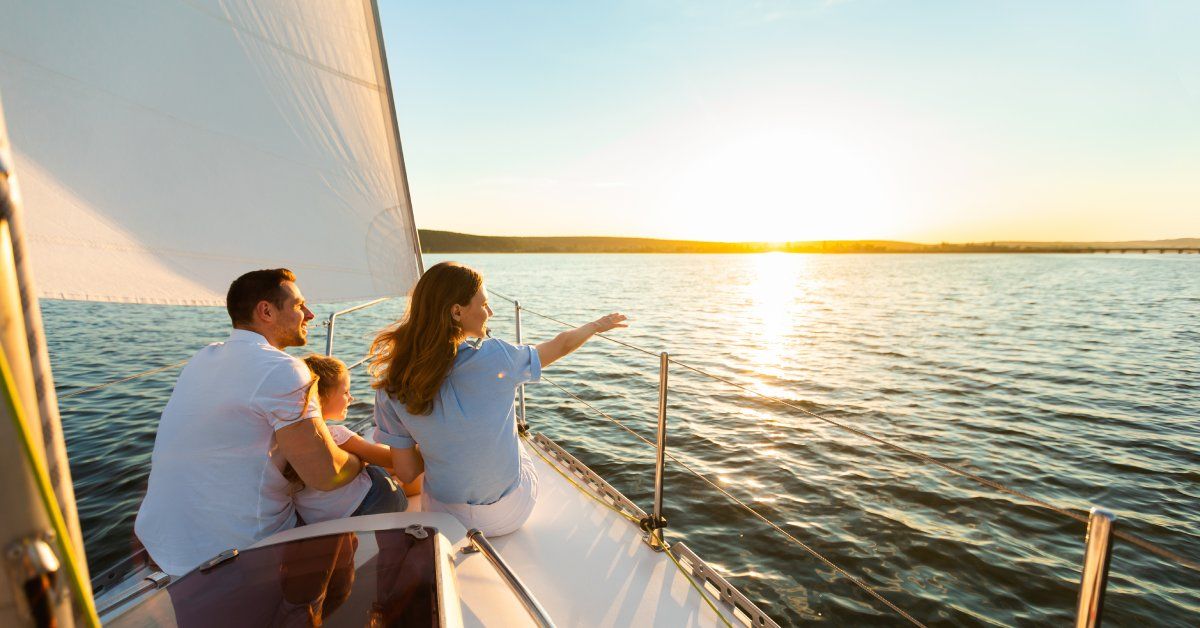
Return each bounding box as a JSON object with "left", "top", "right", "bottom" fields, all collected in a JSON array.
[
  {"left": 62, "top": 351, "right": 370, "bottom": 398},
  {"left": 58, "top": 294, "right": 393, "bottom": 400},
  {"left": 521, "top": 431, "right": 736, "bottom": 628},
  {"left": 491, "top": 290, "right": 1200, "bottom": 574},
  {"left": 541, "top": 376, "right": 927, "bottom": 627},
  {"left": 58, "top": 359, "right": 189, "bottom": 399}
]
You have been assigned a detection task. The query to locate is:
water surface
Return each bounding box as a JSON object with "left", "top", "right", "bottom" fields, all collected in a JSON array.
[{"left": 47, "top": 253, "right": 1200, "bottom": 626}]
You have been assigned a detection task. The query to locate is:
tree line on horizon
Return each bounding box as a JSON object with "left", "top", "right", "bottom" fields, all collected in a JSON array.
[{"left": 417, "top": 230, "right": 1200, "bottom": 254}]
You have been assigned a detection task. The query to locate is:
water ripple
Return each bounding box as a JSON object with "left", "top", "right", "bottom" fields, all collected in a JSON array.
[{"left": 45, "top": 253, "right": 1200, "bottom": 626}]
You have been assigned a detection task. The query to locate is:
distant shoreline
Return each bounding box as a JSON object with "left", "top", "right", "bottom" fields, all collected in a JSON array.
[{"left": 418, "top": 230, "right": 1200, "bottom": 255}]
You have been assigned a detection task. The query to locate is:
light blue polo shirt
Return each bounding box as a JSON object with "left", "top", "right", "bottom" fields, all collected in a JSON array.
[{"left": 373, "top": 338, "right": 541, "bottom": 505}]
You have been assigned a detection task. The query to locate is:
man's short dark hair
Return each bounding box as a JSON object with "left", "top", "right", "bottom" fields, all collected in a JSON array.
[{"left": 226, "top": 269, "right": 297, "bottom": 326}]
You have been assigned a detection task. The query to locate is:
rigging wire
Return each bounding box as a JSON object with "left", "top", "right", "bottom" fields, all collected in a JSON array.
[
  {"left": 58, "top": 359, "right": 189, "bottom": 399},
  {"left": 57, "top": 294, "right": 391, "bottom": 400},
  {"left": 490, "top": 289, "right": 661, "bottom": 359},
  {"left": 57, "top": 335, "right": 372, "bottom": 399},
  {"left": 541, "top": 375, "right": 927, "bottom": 627},
  {"left": 491, "top": 290, "right": 1200, "bottom": 574}
]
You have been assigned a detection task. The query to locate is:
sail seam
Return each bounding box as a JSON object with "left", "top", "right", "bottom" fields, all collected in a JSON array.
[
  {"left": 178, "top": 0, "right": 382, "bottom": 91},
  {"left": 0, "top": 50, "right": 379, "bottom": 176},
  {"left": 361, "top": 0, "right": 425, "bottom": 277},
  {"left": 29, "top": 235, "right": 372, "bottom": 275},
  {"left": 38, "top": 292, "right": 387, "bottom": 306}
]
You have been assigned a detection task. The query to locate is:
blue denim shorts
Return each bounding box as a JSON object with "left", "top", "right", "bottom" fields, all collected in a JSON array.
[{"left": 351, "top": 465, "right": 406, "bottom": 517}]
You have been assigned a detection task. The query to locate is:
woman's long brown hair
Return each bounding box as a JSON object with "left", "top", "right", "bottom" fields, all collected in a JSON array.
[{"left": 369, "top": 261, "right": 483, "bottom": 415}]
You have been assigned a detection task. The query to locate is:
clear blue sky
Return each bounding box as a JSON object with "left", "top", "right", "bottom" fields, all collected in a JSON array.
[{"left": 380, "top": 1, "right": 1199, "bottom": 242}]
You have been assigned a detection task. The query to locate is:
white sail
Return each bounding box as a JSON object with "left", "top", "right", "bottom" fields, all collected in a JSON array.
[{"left": 0, "top": 0, "right": 421, "bottom": 305}]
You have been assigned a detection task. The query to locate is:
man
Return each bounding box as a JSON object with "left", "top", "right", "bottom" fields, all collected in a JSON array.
[{"left": 135, "top": 269, "right": 381, "bottom": 576}]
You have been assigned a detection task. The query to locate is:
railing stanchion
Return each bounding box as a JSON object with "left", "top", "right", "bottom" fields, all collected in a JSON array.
[
  {"left": 325, "top": 312, "right": 337, "bottom": 356},
  {"left": 322, "top": 297, "right": 390, "bottom": 358},
  {"left": 515, "top": 300, "right": 528, "bottom": 434},
  {"left": 1075, "top": 507, "right": 1116, "bottom": 628},
  {"left": 647, "top": 351, "right": 669, "bottom": 550}
]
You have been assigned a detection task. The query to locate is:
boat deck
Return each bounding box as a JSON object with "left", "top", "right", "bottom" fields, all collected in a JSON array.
[
  {"left": 453, "top": 444, "right": 735, "bottom": 627},
  {"left": 98, "top": 434, "right": 754, "bottom": 626},
  {"left": 255, "top": 437, "right": 742, "bottom": 627}
]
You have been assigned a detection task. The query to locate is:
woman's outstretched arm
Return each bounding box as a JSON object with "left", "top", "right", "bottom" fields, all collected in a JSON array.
[{"left": 535, "top": 312, "right": 627, "bottom": 368}]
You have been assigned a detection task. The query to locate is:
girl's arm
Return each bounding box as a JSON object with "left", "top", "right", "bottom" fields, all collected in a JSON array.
[
  {"left": 390, "top": 446, "right": 424, "bottom": 484},
  {"left": 535, "top": 312, "right": 627, "bottom": 367},
  {"left": 339, "top": 434, "right": 394, "bottom": 468},
  {"left": 342, "top": 435, "right": 425, "bottom": 496}
]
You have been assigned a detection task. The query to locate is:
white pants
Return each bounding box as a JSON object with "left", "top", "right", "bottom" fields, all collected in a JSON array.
[{"left": 420, "top": 448, "right": 539, "bottom": 537}]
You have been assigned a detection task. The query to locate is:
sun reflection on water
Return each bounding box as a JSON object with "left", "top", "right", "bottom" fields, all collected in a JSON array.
[{"left": 743, "top": 253, "right": 814, "bottom": 372}]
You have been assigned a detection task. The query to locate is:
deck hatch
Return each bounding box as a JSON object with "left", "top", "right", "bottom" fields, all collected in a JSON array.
[{"left": 105, "top": 529, "right": 441, "bottom": 627}]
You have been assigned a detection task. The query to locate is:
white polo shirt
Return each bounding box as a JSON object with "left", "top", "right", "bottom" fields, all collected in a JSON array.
[{"left": 134, "top": 329, "right": 321, "bottom": 575}]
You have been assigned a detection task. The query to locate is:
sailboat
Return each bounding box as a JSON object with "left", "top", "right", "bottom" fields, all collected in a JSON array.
[{"left": 0, "top": 1, "right": 777, "bottom": 625}]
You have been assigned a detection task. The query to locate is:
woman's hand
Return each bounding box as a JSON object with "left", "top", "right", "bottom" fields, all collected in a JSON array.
[
  {"left": 538, "top": 312, "right": 631, "bottom": 368},
  {"left": 591, "top": 312, "right": 628, "bottom": 334}
]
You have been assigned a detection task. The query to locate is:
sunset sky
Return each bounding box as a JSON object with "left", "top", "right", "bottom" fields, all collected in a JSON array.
[{"left": 381, "top": 1, "right": 1199, "bottom": 243}]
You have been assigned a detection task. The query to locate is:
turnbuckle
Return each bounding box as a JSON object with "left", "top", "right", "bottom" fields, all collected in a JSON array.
[{"left": 638, "top": 514, "right": 667, "bottom": 533}]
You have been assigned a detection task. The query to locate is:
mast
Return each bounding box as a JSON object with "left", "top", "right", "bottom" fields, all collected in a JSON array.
[
  {"left": 363, "top": 0, "right": 426, "bottom": 275},
  {"left": 0, "top": 97, "right": 94, "bottom": 627}
]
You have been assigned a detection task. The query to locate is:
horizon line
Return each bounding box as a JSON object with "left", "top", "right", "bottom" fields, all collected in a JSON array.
[{"left": 416, "top": 229, "right": 1200, "bottom": 247}]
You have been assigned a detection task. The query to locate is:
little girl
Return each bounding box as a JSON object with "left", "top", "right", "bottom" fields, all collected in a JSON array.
[
  {"left": 285, "top": 355, "right": 407, "bottom": 524},
  {"left": 302, "top": 355, "right": 395, "bottom": 469}
]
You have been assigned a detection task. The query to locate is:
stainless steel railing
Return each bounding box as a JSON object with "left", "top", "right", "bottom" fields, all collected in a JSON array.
[
  {"left": 1075, "top": 508, "right": 1116, "bottom": 628},
  {"left": 515, "top": 301, "right": 528, "bottom": 434},
  {"left": 647, "top": 351, "right": 669, "bottom": 551},
  {"left": 465, "top": 529, "right": 556, "bottom": 628},
  {"left": 323, "top": 297, "right": 390, "bottom": 356}
]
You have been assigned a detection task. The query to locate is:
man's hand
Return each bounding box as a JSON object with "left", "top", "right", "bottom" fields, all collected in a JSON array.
[{"left": 276, "top": 419, "right": 362, "bottom": 491}]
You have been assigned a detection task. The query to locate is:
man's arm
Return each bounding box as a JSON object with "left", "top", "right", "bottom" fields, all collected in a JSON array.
[
  {"left": 276, "top": 418, "right": 362, "bottom": 491},
  {"left": 535, "top": 313, "right": 627, "bottom": 368}
]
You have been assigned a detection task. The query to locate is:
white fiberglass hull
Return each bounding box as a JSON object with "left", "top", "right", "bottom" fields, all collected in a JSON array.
[{"left": 97, "top": 432, "right": 771, "bottom": 627}]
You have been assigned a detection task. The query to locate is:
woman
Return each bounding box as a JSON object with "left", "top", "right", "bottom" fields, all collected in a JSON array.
[{"left": 369, "top": 261, "right": 627, "bottom": 535}]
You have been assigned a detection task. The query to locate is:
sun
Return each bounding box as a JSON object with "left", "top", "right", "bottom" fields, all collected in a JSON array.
[{"left": 659, "top": 123, "right": 913, "bottom": 242}]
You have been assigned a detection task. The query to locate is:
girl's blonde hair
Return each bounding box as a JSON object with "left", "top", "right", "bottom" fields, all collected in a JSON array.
[{"left": 303, "top": 354, "right": 348, "bottom": 401}]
